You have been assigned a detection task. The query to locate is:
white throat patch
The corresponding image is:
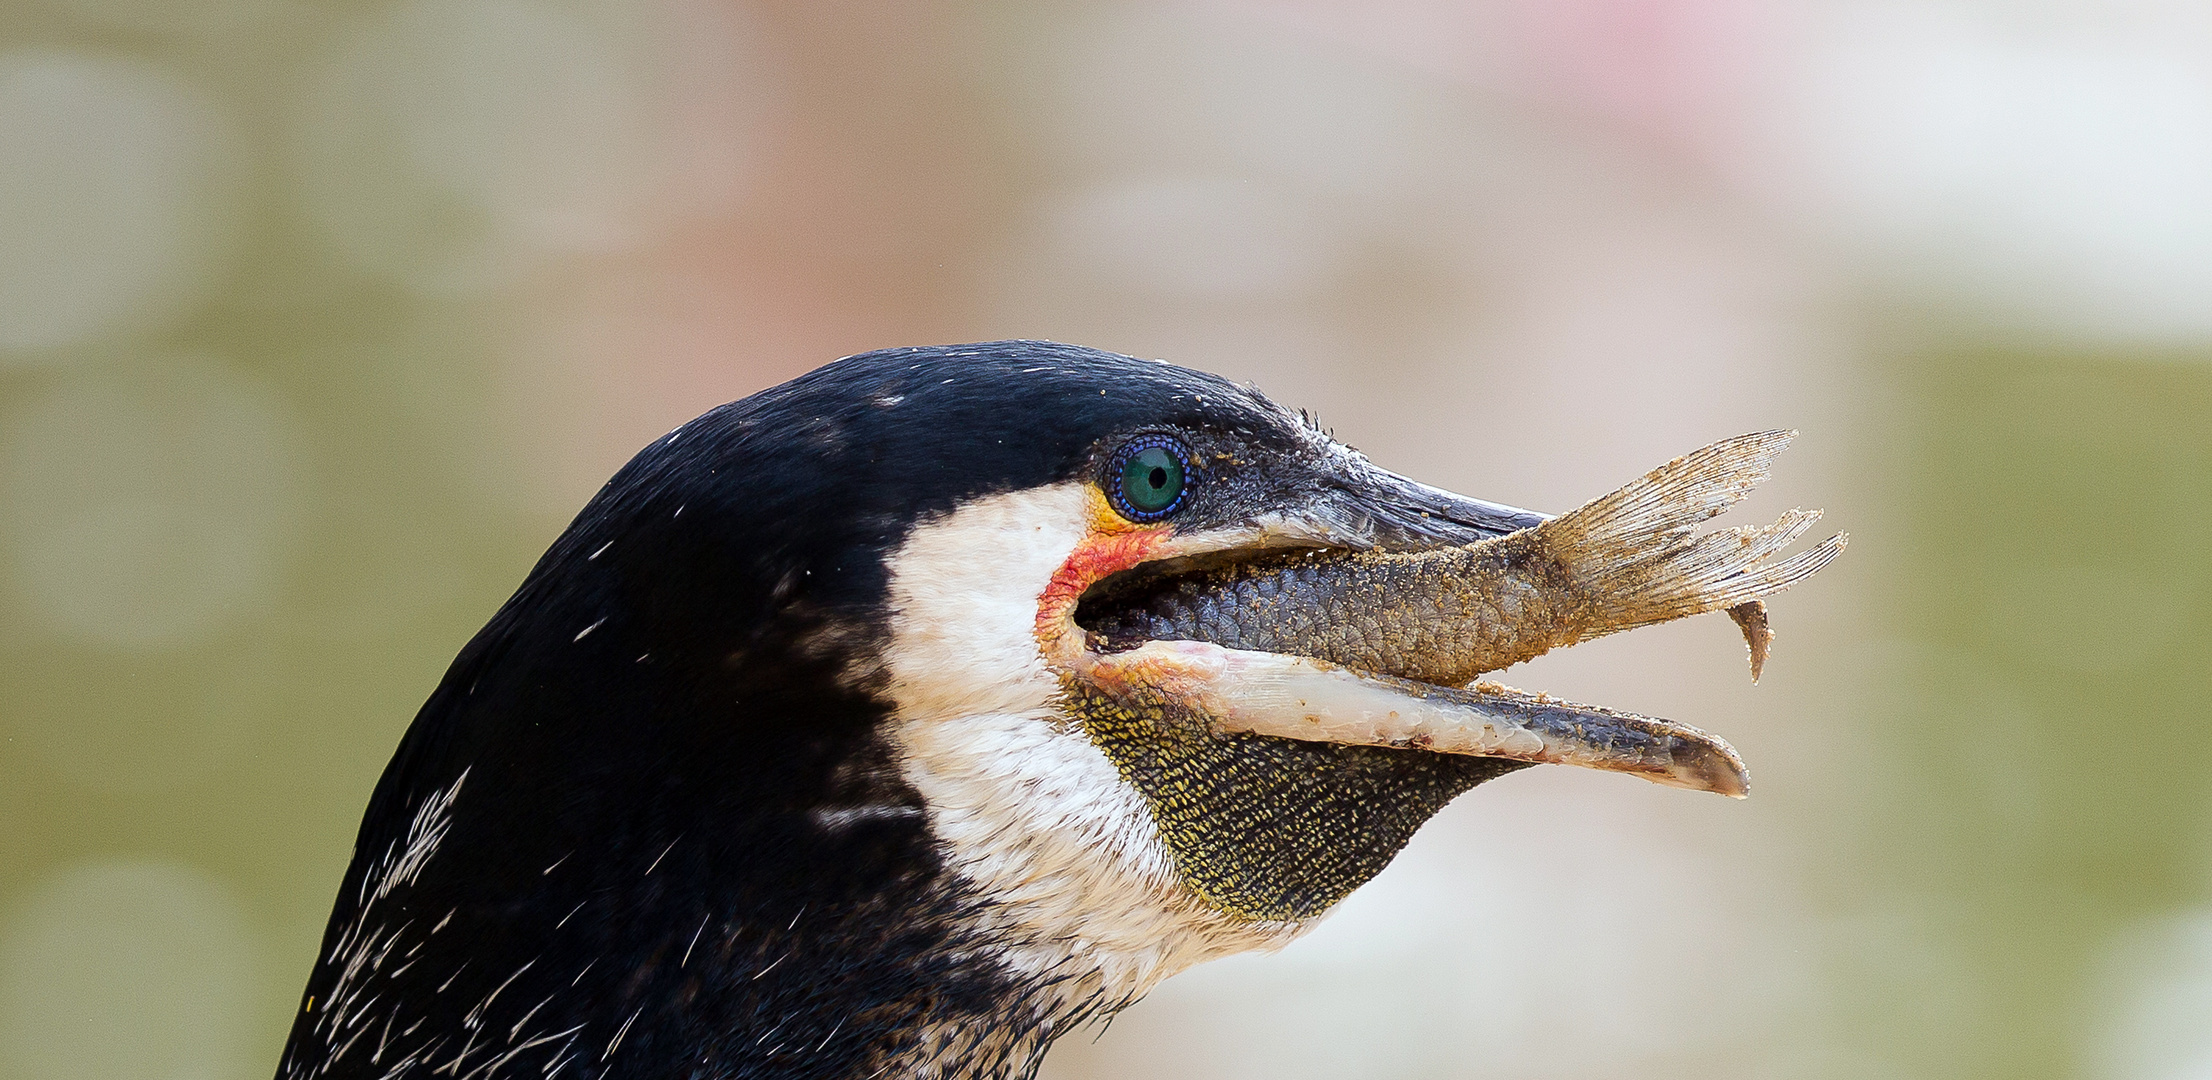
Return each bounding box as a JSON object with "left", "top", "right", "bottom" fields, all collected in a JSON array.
[{"left": 876, "top": 483, "right": 1312, "bottom": 1013}]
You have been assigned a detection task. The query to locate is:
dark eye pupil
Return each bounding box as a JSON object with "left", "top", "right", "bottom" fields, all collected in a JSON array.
[{"left": 1117, "top": 444, "right": 1186, "bottom": 516}]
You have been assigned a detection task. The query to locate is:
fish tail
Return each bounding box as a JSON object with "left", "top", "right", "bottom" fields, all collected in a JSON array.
[{"left": 1535, "top": 430, "right": 1847, "bottom": 645}]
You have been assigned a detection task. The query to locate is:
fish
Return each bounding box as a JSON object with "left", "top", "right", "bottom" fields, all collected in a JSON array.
[{"left": 1074, "top": 431, "right": 1846, "bottom": 796}]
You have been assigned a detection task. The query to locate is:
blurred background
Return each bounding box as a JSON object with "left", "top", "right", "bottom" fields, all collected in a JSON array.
[{"left": 0, "top": 1, "right": 2207, "bottom": 1078}]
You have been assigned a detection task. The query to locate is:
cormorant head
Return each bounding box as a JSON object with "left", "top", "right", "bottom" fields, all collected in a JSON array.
[
  {"left": 285, "top": 340, "right": 1759, "bottom": 1080},
  {"left": 605, "top": 341, "right": 1557, "bottom": 995}
]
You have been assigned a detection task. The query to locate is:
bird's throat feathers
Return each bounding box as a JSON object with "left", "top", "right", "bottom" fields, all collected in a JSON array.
[
  {"left": 875, "top": 478, "right": 1521, "bottom": 1005},
  {"left": 879, "top": 482, "right": 1312, "bottom": 1013}
]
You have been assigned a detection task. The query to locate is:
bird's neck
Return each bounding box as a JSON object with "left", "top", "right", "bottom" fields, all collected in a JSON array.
[{"left": 277, "top": 606, "right": 1093, "bottom": 1080}]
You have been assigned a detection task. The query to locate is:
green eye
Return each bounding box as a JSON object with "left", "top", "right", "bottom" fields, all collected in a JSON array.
[{"left": 1111, "top": 438, "right": 1190, "bottom": 520}]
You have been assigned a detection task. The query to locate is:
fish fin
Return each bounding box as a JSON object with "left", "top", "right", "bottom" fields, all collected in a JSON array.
[
  {"left": 1728, "top": 601, "right": 1771, "bottom": 682},
  {"left": 1533, "top": 431, "right": 1846, "bottom": 656}
]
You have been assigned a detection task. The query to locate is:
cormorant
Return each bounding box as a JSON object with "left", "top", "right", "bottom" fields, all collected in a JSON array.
[{"left": 276, "top": 340, "right": 1756, "bottom": 1080}]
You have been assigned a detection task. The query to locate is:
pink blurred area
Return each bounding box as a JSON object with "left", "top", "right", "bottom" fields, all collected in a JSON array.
[
  {"left": 494, "top": 0, "right": 1846, "bottom": 516},
  {"left": 485, "top": 1, "right": 1015, "bottom": 509}
]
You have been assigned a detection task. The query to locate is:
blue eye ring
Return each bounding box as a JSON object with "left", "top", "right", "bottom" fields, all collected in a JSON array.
[{"left": 1106, "top": 435, "right": 1194, "bottom": 522}]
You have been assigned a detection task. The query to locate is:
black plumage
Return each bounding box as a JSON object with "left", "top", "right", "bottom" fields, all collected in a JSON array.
[{"left": 277, "top": 341, "right": 1549, "bottom": 1080}]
